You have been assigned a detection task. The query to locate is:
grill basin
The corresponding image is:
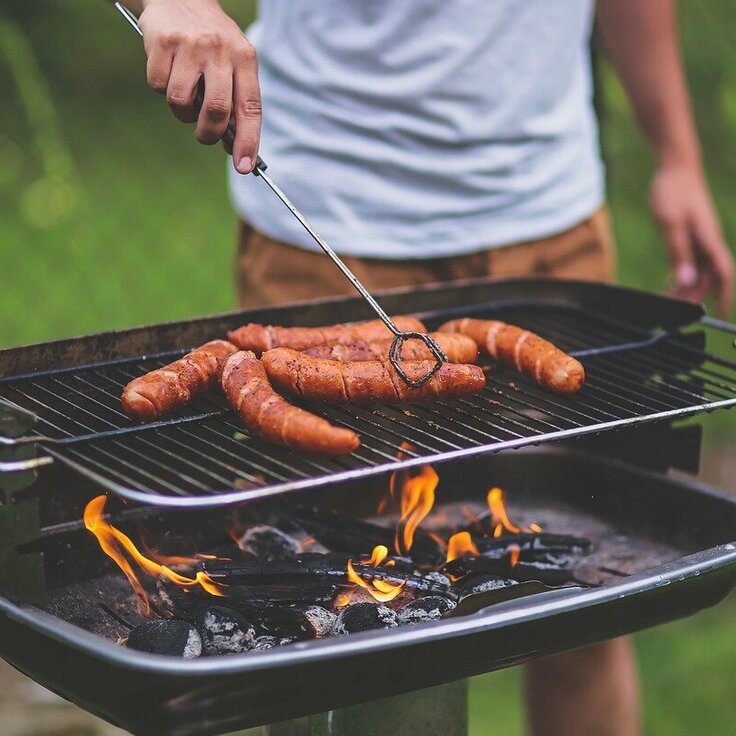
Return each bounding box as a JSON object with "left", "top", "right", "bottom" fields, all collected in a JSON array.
[{"left": 1, "top": 448, "right": 735, "bottom": 736}]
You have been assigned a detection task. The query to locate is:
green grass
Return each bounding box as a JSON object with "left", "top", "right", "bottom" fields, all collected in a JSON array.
[{"left": 1, "top": 3, "right": 735, "bottom": 734}]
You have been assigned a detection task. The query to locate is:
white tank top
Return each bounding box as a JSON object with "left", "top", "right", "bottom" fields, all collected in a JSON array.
[{"left": 229, "top": 0, "right": 605, "bottom": 259}]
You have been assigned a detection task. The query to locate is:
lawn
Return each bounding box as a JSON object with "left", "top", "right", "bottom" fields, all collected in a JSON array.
[{"left": 1, "top": 2, "right": 735, "bottom": 734}]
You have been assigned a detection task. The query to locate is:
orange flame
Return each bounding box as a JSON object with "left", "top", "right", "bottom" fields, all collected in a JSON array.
[
  {"left": 344, "top": 545, "right": 406, "bottom": 604},
  {"left": 445, "top": 531, "right": 479, "bottom": 563},
  {"left": 508, "top": 544, "right": 521, "bottom": 568},
  {"left": 84, "top": 496, "right": 227, "bottom": 616},
  {"left": 394, "top": 465, "right": 438, "bottom": 556},
  {"left": 487, "top": 487, "right": 541, "bottom": 537}
]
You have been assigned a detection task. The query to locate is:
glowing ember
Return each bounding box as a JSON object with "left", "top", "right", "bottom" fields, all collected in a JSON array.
[
  {"left": 394, "top": 465, "right": 439, "bottom": 556},
  {"left": 445, "top": 531, "right": 479, "bottom": 563},
  {"left": 344, "top": 545, "right": 406, "bottom": 604},
  {"left": 84, "top": 495, "right": 226, "bottom": 616},
  {"left": 487, "top": 487, "right": 541, "bottom": 537}
]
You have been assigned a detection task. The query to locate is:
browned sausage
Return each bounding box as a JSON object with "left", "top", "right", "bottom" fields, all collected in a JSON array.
[
  {"left": 303, "top": 332, "right": 479, "bottom": 364},
  {"left": 439, "top": 318, "right": 584, "bottom": 394},
  {"left": 261, "top": 348, "right": 486, "bottom": 404},
  {"left": 221, "top": 351, "right": 360, "bottom": 456},
  {"left": 227, "top": 316, "right": 427, "bottom": 353},
  {"left": 121, "top": 340, "right": 237, "bottom": 421}
]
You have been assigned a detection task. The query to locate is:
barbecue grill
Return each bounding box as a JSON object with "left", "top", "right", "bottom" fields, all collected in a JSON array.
[{"left": 1, "top": 277, "right": 736, "bottom": 736}]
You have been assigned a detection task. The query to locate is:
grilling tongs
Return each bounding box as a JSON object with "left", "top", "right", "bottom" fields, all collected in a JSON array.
[{"left": 114, "top": 3, "right": 447, "bottom": 387}]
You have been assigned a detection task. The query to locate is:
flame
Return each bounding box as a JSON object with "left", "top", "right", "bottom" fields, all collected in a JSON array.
[
  {"left": 379, "top": 441, "right": 416, "bottom": 514},
  {"left": 508, "top": 543, "right": 521, "bottom": 568},
  {"left": 487, "top": 487, "right": 541, "bottom": 537},
  {"left": 344, "top": 544, "right": 405, "bottom": 604},
  {"left": 445, "top": 531, "right": 479, "bottom": 563},
  {"left": 394, "top": 465, "right": 438, "bottom": 556},
  {"left": 363, "top": 545, "right": 389, "bottom": 566},
  {"left": 84, "top": 496, "right": 227, "bottom": 616}
]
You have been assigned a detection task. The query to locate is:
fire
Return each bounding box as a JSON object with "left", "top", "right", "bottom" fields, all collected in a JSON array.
[
  {"left": 344, "top": 545, "right": 406, "bottom": 604},
  {"left": 84, "top": 495, "right": 226, "bottom": 616},
  {"left": 394, "top": 464, "right": 439, "bottom": 556},
  {"left": 508, "top": 543, "right": 521, "bottom": 568},
  {"left": 445, "top": 531, "right": 479, "bottom": 563},
  {"left": 487, "top": 487, "right": 541, "bottom": 537},
  {"left": 379, "top": 441, "right": 415, "bottom": 514}
]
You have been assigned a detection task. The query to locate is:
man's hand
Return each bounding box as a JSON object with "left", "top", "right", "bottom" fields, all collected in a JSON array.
[
  {"left": 138, "top": 0, "right": 260, "bottom": 173},
  {"left": 650, "top": 164, "right": 733, "bottom": 316}
]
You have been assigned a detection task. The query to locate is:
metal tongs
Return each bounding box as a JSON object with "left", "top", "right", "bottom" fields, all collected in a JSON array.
[{"left": 113, "top": 2, "right": 447, "bottom": 387}]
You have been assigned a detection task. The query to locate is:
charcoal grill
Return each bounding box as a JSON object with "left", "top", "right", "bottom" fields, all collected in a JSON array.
[{"left": 1, "top": 277, "right": 736, "bottom": 736}]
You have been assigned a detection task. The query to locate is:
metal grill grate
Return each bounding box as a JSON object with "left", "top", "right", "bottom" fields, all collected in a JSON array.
[{"left": 3, "top": 301, "right": 736, "bottom": 507}]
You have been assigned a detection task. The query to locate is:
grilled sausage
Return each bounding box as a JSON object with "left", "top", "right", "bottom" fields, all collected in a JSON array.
[
  {"left": 439, "top": 318, "right": 584, "bottom": 394},
  {"left": 303, "top": 332, "right": 479, "bottom": 364},
  {"left": 227, "top": 316, "right": 427, "bottom": 353},
  {"left": 121, "top": 340, "right": 237, "bottom": 421},
  {"left": 222, "top": 351, "right": 360, "bottom": 456},
  {"left": 261, "top": 348, "right": 486, "bottom": 404}
]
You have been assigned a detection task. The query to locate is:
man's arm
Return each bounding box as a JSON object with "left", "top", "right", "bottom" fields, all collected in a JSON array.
[
  {"left": 119, "top": 0, "right": 260, "bottom": 174},
  {"left": 596, "top": 0, "right": 733, "bottom": 315}
]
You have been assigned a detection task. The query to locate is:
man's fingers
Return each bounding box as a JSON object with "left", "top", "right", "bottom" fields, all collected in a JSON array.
[
  {"left": 693, "top": 221, "right": 734, "bottom": 317},
  {"left": 146, "top": 45, "right": 175, "bottom": 96},
  {"left": 165, "top": 55, "right": 199, "bottom": 124},
  {"left": 195, "top": 64, "right": 233, "bottom": 145},
  {"left": 663, "top": 220, "right": 698, "bottom": 293},
  {"left": 232, "top": 47, "right": 261, "bottom": 174}
]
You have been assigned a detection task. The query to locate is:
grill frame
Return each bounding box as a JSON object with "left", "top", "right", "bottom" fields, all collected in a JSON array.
[{"left": 3, "top": 278, "right": 736, "bottom": 508}]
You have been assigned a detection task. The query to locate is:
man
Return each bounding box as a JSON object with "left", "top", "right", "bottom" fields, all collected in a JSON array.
[{"left": 123, "top": 1, "right": 732, "bottom": 734}]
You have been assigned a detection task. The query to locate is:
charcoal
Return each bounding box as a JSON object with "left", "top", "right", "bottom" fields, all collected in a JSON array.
[
  {"left": 202, "top": 555, "right": 450, "bottom": 597},
  {"left": 398, "top": 596, "right": 456, "bottom": 625},
  {"left": 251, "top": 636, "right": 278, "bottom": 651},
  {"left": 292, "top": 506, "right": 444, "bottom": 566},
  {"left": 424, "top": 571, "right": 452, "bottom": 588},
  {"left": 334, "top": 603, "right": 398, "bottom": 635},
  {"left": 454, "top": 575, "right": 517, "bottom": 598},
  {"left": 197, "top": 606, "right": 257, "bottom": 655},
  {"left": 126, "top": 619, "right": 202, "bottom": 658},
  {"left": 169, "top": 589, "right": 326, "bottom": 640},
  {"left": 301, "top": 605, "right": 337, "bottom": 638},
  {"left": 238, "top": 524, "right": 301, "bottom": 561},
  {"left": 444, "top": 555, "right": 576, "bottom": 585},
  {"left": 475, "top": 533, "right": 591, "bottom": 561}
]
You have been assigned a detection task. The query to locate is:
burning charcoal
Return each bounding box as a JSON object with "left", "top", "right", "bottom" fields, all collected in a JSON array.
[
  {"left": 292, "top": 506, "right": 444, "bottom": 566},
  {"left": 398, "top": 596, "right": 456, "bottom": 625},
  {"left": 444, "top": 555, "right": 576, "bottom": 586},
  {"left": 334, "top": 603, "right": 398, "bottom": 635},
  {"left": 454, "top": 575, "right": 517, "bottom": 598},
  {"left": 238, "top": 524, "right": 301, "bottom": 561},
  {"left": 198, "top": 606, "right": 257, "bottom": 656},
  {"left": 475, "top": 533, "right": 591, "bottom": 561},
  {"left": 252, "top": 635, "right": 278, "bottom": 651},
  {"left": 201, "top": 555, "right": 450, "bottom": 598},
  {"left": 126, "top": 619, "right": 202, "bottom": 658},
  {"left": 301, "top": 605, "right": 337, "bottom": 638}
]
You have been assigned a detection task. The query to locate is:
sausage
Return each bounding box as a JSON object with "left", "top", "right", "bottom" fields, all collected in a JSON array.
[
  {"left": 439, "top": 318, "right": 584, "bottom": 394},
  {"left": 303, "top": 332, "right": 479, "bottom": 364},
  {"left": 261, "top": 348, "right": 486, "bottom": 405},
  {"left": 227, "top": 316, "right": 427, "bottom": 353},
  {"left": 121, "top": 340, "right": 237, "bottom": 421},
  {"left": 221, "top": 351, "right": 360, "bottom": 457}
]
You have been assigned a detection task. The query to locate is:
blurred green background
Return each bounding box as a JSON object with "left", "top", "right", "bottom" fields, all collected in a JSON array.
[{"left": 0, "top": 1, "right": 734, "bottom": 735}]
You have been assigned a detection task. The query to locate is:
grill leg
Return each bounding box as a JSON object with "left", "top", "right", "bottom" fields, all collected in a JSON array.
[{"left": 265, "top": 680, "right": 468, "bottom": 736}]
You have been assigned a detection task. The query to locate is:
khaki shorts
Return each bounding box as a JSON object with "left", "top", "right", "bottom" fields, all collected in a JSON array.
[{"left": 235, "top": 207, "right": 616, "bottom": 308}]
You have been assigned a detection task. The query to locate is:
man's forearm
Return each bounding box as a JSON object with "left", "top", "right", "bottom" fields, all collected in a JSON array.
[{"left": 596, "top": 0, "right": 701, "bottom": 169}]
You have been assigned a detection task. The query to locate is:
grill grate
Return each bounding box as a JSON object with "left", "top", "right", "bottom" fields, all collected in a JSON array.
[{"left": 3, "top": 301, "right": 736, "bottom": 507}]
